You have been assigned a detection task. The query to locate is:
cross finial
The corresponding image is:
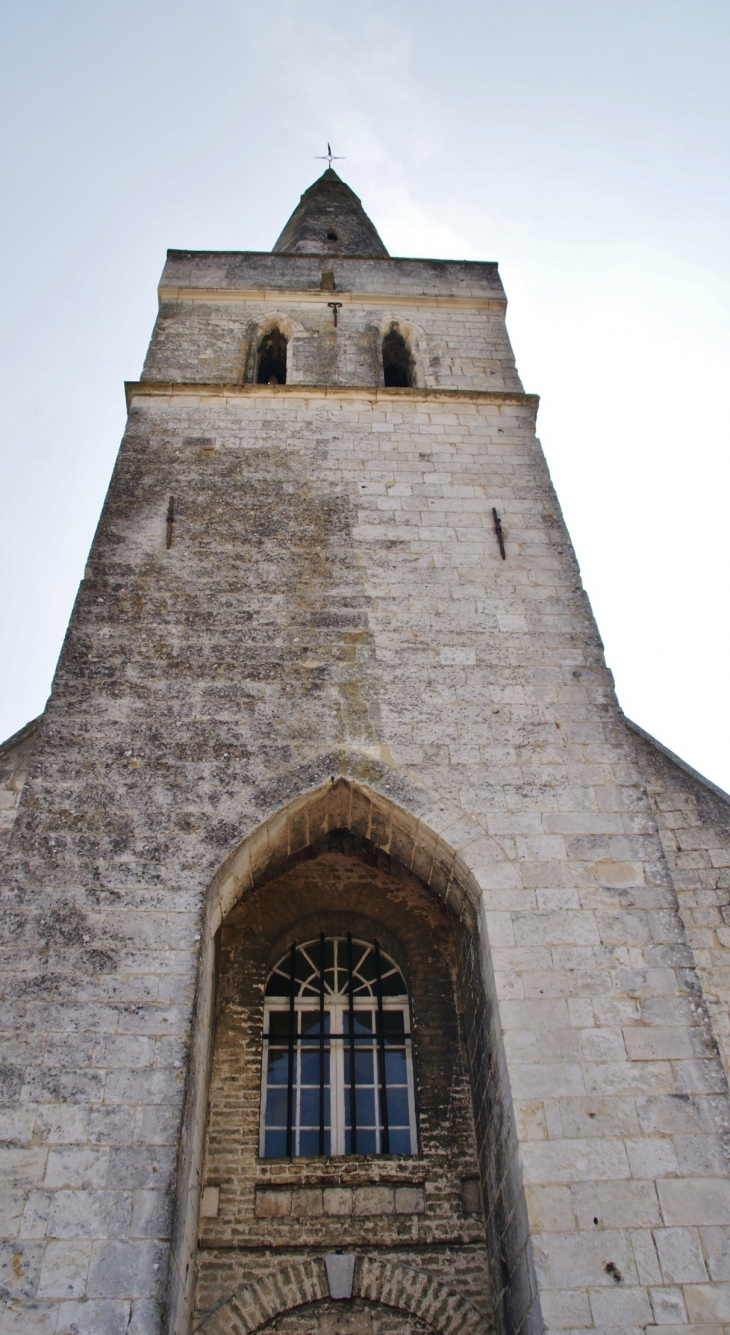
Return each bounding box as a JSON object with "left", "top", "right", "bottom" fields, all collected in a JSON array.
[{"left": 315, "top": 143, "right": 344, "bottom": 169}]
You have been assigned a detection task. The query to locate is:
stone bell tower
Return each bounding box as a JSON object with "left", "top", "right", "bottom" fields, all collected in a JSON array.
[{"left": 2, "top": 168, "right": 730, "bottom": 1335}]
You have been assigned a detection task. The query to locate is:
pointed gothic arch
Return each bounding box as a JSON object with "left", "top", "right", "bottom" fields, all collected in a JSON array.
[
  {"left": 167, "top": 765, "right": 536, "bottom": 1335},
  {"left": 207, "top": 773, "right": 486, "bottom": 938},
  {"left": 243, "top": 312, "right": 305, "bottom": 384},
  {"left": 378, "top": 316, "right": 427, "bottom": 389}
]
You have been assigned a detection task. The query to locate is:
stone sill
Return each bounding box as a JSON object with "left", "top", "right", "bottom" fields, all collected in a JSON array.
[
  {"left": 254, "top": 1162, "right": 427, "bottom": 1190},
  {"left": 255, "top": 1183, "right": 426, "bottom": 1219}
]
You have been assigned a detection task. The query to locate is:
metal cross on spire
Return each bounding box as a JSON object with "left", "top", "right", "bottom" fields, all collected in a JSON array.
[{"left": 315, "top": 143, "right": 344, "bottom": 168}]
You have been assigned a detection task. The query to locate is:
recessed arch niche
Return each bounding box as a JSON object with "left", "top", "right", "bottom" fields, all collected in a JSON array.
[{"left": 166, "top": 776, "right": 539, "bottom": 1335}]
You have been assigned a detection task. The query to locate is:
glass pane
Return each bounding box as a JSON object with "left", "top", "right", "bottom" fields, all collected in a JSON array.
[
  {"left": 354, "top": 1086, "right": 375, "bottom": 1126},
  {"left": 299, "top": 1087, "right": 321, "bottom": 1126},
  {"left": 300, "top": 1049, "right": 329, "bottom": 1085},
  {"left": 344, "top": 1010, "right": 373, "bottom": 1035},
  {"left": 344, "top": 1047, "right": 375, "bottom": 1086},
  {"left": 268, "top": 1012, "right": 291, "bottom": 1038},
  {"left": 301, "top": 1011, "right": 329, "bottom": 1036},
  {"left": 380, "top": 967, "right": 407, "bottom": 996},
  {"left": 265, "top": 955, "right": 292, "bottom": 996},
  {"left": 294, "top": 948, "right": 316, "bottom": 990},
  {"left": 298, "top": 1128, "right": 325, "bottom": 1157},
  {"left": 267, "top": 1047, "right": 288, "bottom": 1085},
  {"left": 264, "top": 1087, "right": 288, "bottom": 1127},
  {"left": 322, "top": 937, "right": 335, "bottom": 995},
  {"left": 384, "top": 1048, "right": 407, "bottom": 1084},
  {"left": 346, "top": 1127, "right": 376, "bottom": 1154},
  {"left": 388, "top": 1128, "right": 412, "bottom": 1155},
  {"left": 264, "top": 1129, "right": 287, "bottom": 1157},
  {"left": 383, "top": 1011, "right": 406, "bottom": 1035},
  {"left": 355, "top": 1048, "right": 374, "bottom": 1084},
  {"left": 353, "top": 944, "right": 376, "bottom": 990},
  {"left": 386, "top": 1086, "right": 410, "bottom": 1126}
]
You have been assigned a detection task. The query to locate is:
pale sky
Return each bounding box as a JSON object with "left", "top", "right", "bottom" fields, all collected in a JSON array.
[{"left": 1, "top": 0, "right": 728, "bottom": 790}]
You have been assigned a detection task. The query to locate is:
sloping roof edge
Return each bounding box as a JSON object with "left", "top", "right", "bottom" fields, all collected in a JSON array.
[
  {"left": 626, "top": 715, "right": 730, "bottom": 809},
  {"left": 0, "top": 716, "right": 42, "bottom": 759}
]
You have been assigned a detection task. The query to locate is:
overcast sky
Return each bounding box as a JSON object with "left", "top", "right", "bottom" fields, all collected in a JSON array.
[{"left": 1, "top": 0, "right": 728, "bottom": 791}]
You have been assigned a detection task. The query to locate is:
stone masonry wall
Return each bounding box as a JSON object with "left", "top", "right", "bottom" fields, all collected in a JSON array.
[
  {"left": 0, "top": 721, "right": 39, "bottom": 859},
  {"left": 158, "top": 253, "right": 506, "bottom": 299},
  {"left": 1, "top": 243, "right": 730, "bottom": 1335},
  {"left": 144, "top": 251, "right": 522, "bottom": 394},
  {"left": 630, "top": 723, "right": 730, "bottom": 1082},
  {"left": 141, "top": 300, "right": 522, "bottom": 393}
]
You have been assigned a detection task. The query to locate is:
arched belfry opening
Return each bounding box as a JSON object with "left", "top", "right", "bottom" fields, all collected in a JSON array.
[
  {"left": 170, "top": 778, "right": 537, "bottom": 1335},
  {"left": 382, "top": 323, "right": 413, "bottom": 387},
  {"left": 256, "top": 327, "right": 288, "bottom": 384}
]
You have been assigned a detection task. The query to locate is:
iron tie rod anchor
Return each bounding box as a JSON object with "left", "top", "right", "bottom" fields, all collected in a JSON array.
[{"left": 492, "top": 507, "right": 506, "bottom": 560}]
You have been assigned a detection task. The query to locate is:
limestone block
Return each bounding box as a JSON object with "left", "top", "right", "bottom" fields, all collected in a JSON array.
[
  {"left": 699, "top": 1226, "right": 730, "bottom": 1281},
  {"left": 0, "top": 1240, "right": 43, "bottom": 1300},
  {"left": 255, "top": 1190, "right": 291, "bottom": 1218},
  {"left": 86, "top": 1238, "right": 167, "bottom": 1300},
  {"left": 395, "top": 1187, "right": 426, "bottom": 1214},
  {"left": 47, "top": 1191, "right": 131, "bottom": 1240},
  {"left": 130, "top": 1190, "right": 173, "bottom": 1237},
  {"left": 649, "top": 1284, "right": 688, "bottom": 1325},
  {"left": 36, "top": 1239, "right": 92, "bottom": 1300},
  {"left": 654, "top": 1227, "right": 708, "bottom": 1283},
  {"left": 684, "top": 1282, "right": 730, "bottom": 1323},
  {"left": 658, "top": 1178, "right": 730, "bottom": 1226},
  {"left": 353, "top": 1186, "right": 395, "bottom": 1216},
  {"left": 322, "top": 1188, "right": 352, "bottom": 1216},
  {"left": 571, "top": 1179, "right": 661, "bottom": 1229},
  {"left": 588, "top": 1284, "right": 653, "bottom": 1326},
  {"left": 292, "top": 1188, "right": 323, "bottom": 1218},
  {"left": 53, "top": 1298, "right": 131, "bottom": 1334}
]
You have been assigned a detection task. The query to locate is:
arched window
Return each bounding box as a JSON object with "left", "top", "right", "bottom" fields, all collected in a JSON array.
[
  {"left": 261, "top": 934, "right": 417, "bottom": 1159},
  {"left": 382, "top": 325, "right": 413, "bottom": 388},
  {"left": 256, "top": 328, "right": 287, "bottom": 384}
]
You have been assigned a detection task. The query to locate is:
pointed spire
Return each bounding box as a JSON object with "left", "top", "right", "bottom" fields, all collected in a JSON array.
[{"left": 272, "top": 168, "right": 388, "bottom": 258}]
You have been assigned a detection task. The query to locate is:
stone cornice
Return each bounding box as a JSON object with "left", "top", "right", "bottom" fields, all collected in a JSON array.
[
  {"left": 158, "top": 286, "right": 506, "bottom": 311},
  {"left": 124, "top": 381, "right": 539, "bottom": 412}
]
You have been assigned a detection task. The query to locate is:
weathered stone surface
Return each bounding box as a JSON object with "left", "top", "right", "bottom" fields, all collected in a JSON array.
[
  {"left": 272, "top": 167, "right": 389, "bottom": 258},
  {"left": 0, "top": 719, "right": 40, "bottom": 859}
]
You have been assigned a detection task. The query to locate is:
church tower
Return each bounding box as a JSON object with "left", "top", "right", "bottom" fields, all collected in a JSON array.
[{"left": 2, "top": 169, "right": 730, "bottom": 1335}]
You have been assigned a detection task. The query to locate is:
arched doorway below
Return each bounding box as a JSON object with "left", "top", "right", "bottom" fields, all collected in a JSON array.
[
  {"left": 196, "top": 1253, "right": 490, "bottom": 1335},
  {"left": 256, "top": 1297, "right": 443, "bottom": 1334}
]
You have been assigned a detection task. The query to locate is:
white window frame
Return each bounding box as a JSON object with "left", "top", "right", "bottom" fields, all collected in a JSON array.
[{"left": 259, "top": 938, "right": 417, "bottom": 1159}]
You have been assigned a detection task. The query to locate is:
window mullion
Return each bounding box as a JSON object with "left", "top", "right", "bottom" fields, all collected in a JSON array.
[
  {"left": 318, "top": 932, "right": 326, "bottom": 1156},
  {"left": 331, "top": 1001, "right": 345, "bottom": 1155},
  {"left": 373, "top": 939, "right": 390, "bottom": 1154},
  {"left": 286, "top": 941, "right": 297, "bottom": 1159},
  {"left": 347, "top": 932, "right": 357, "bottom": 1154},
  {"left": 405, "top": 1007, "right": 417, "bottom": 1155}
]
